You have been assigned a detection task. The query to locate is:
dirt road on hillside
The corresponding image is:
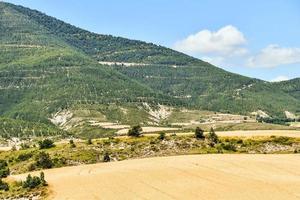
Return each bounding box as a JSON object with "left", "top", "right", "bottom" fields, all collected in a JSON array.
[{"left": 13, "top": 154, "right": 300, "bottom": 200}]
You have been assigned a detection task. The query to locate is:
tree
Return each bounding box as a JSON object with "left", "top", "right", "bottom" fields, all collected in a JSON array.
[
  {"left": 158, "top": 132, "right": 166, "bottom": 140},
  {"left": 40, "top": 172, "right": 47, "bottom": 186},
  {"left": 38, "top": 139, "right": 55, "bottom": 149},
  {"left": 195, "top": 127, "right": 205, "bottom": 139},
  {"left": 0, "top": 179, "right": 9, "bottom": 191},
  {"left": 0, "top": 160, "right": 9, "bottom": 178},
  {"left": 35, "top": 152, "right": 53, "bottom": 169},
  {"left": 22, "top": 174, "right": 43, "bottom": 189},
  {"left": 103, "top": 152, "right": 110, "bottom": 162},
  {"left": 128, "top": 125, "right": 142, "bottom": 137},
  {"left": 207, "top": 127, "right": 219, "bottom": 145},
  {"left": 87, "top": 138, "right": 92, "bottom": 145},
  {"left": 69, "top": 139, "right": 76, "bottom": 148}
]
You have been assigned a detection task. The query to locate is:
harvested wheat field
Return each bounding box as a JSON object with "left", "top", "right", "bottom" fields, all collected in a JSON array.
[
  {"left": 13, "top": 154, "right": 300, "bottom": 200},
  {"left": 215, "top": 130, "right": 300, "bottom": 138},
  {"left": 171, "top": 130, "right": 300, "bottom": 138}
]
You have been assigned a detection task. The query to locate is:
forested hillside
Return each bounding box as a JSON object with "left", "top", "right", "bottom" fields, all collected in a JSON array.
[
  {"left": 0, "top": 2, "right": 179, "bottom": 137},
  {"left": 0, "top": 1, "right": 299, "bottom": 138}
]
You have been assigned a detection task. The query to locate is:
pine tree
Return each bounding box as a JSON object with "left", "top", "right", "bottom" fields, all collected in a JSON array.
[
  {"left": 195, "top": 127, "right": 205, "bottom": 139},
  {"left": 207, "top": 127, "right": 219, "bottom": 145}
]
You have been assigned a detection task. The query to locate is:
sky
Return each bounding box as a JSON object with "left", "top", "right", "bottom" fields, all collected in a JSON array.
[{"left": 3, "top": 0, "right": 300, "bottom": 81}]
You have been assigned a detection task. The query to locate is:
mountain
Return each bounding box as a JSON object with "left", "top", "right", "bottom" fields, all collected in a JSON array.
[
  {"left": 275, "top": 78, "right": 300, "bottom": 100},
  {"left": 0, "top": 2, "right": 299, "bottom": 137},
  {"left": 0, "top": 2, "right": 177, "bottom": 131}
]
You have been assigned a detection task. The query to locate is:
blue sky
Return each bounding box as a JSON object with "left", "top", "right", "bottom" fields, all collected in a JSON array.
[{"left": 4, "top": 0, "right": 300, "bottom": 81}]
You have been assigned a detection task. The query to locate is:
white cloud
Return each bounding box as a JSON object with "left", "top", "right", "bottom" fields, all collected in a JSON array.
[
  {"left": 174, "top": 25, "right": 247, "bottom": 56},
  {"left": 247, "top": 45, "right": 300, "bottom": 68},
  {"left": 270, "top": 75, "right": 289, "bottom": 82}
]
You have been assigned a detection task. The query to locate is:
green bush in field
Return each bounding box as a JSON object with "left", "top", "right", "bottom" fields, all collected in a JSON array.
[
  {"left": 195, "top": 127, "right": 205, "bottom": 140},
  {"left": 69, "top": 139, "right": 76, "bottom": 148},
  {"left": 22, "top": 172, "right": 47, "bottom": 189},
  {"left": 0, "top": 160, "right": 10, "bottom": 178},
  {"left": 221, "top": 143, "right": 237, "bottom": 152},
  {"left": 128, "top": 125, "right": 142, "bottom": 137},
  {"left": 35, "top": 152, "right": 53, "bottom": 169},
  {"left": 0, "top": 179, "right": 9, "bottom": 191},
  {"left": 158, "top": 132, "right": 166, "bottom": 140},
  {"left": 87, "top": 138, "right": 93, "bottom": 145},
  {"left": 207, "top": 127, "right": 219, "bottom": 145},
  {"left": 103, "top": 152, "right": 110, "bottom": 162},
  {"left": 17, "top": 152, "right": 33, "bottom": 162},
  {"left": 38, "top": 139, "right": 55, "bottom": 149}
]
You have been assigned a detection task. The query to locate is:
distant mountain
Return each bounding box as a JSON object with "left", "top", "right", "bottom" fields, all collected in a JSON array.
[
  {"left": 275, "top": 78, "right": 300, "bottom": 100},
  {"left": 0, "top": 2, "right": 299, "bottom": 137}
]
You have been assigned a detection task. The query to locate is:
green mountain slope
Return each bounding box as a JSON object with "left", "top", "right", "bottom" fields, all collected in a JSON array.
[
  {"left": 112, "top": 65, "right": 300, "bottom": 116},
  {"left": 7, "top": 2, "right": 300, "bottom": 117},
  {"left": 8, "top": 2, "right": 202, "bottom": 66},
  {"left": 0, "top": 2, "right": 177, "bottom": 134},
  {"left": 0, "top": 1, "right": 299, "bottom": 138},
  {"left": 274, "top": 78, "right": 300, "bottom": 100}
]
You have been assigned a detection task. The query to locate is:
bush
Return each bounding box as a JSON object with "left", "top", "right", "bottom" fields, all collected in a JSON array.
[
  {"left": 20, "top": 143, "right": 30, "bottom": 150},
  {"left": 87, "top": 138, "right": 93, "bottom": 145},
  {"left": 221, "top": 143, "right": 237, "bottom": 152},
  {"left": 38, "top": 139, "right": 55, "bottom": 149},
  {"left": 103, "top": 152, "right": 110, "bottom": 162},
  {"left": 69, "top": 139, "right": 76, "bottom": 148},
  {"left": 0, "top": 179, "right": 9, "bottom": 191},
  {"left": 40, "top": 172, "right": 47, "bottom": 186},
  {"left": 0, "top": 160, "right": 9, "bottom": 178},
  {"left": 17, "top": 152, "right": 33, "bottom": 162},
  {"left": 22, "top": 172, "right": 47, "bottom": 189},
  {"left": 158, "top": 132, "right": 166, "bottom": 140},
  {"left": 128, "top": 125, "right": 142, "bottom": 137},
  {"left": 195, "top": 127, "right": 205, "bottom": 139},
  {"left": 28, "top": 163, "right": 36, "bottom": 171},
  {"left": 35, "top": 152, "right": 53, "bottom": 169},
  {"left": 207, "top": 128, "right": 219, "bottom": 145}
]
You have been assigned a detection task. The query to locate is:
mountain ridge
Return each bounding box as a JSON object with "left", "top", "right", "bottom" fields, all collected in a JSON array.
[{"left": 0, "top": 1, "right": 299, "bottom": 138}]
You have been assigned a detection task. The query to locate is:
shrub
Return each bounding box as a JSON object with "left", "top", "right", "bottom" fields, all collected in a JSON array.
[
  {"left": 17, "top": 152, "right": 33, "bottom": 162},
  {"left": 38, "top": 139, "right": 55, "bottom": 149},
  {"left": 22, "top": 174, "right": 41, "bottom": 189},
  {"left": 221, "top": 143, "right": 237, "bottom": 152},
  {"left": 22, "top": 172, "right": 46, "bottom": 189},
  {"left": 195, "top": 127, "right": 205, "bottom": 139},
  {"left": 207, "top": 128, "right": 219, "bottom": 145},
  {"left": 103, "top": 152, "right": 110, "bottom": 162},
  {"left": 28, "top": 163, "right": 36, "bottom": 171},
  {"left": 158, "top": 132, "right": 166, "bottom": 140},
  {"left": 87, "top": 138, "right": 93, "bottom": 145},
  {"left": 0, "top": 160, "right": 10, "bottom": 178},
  {"left": 35, "top": 152, "right": 53, "bottom": 169},
  {"left": 0, "top": 179, "right": 9, "bottom": 191},
  {"left": 40, "top": 172, "right": 47, "bottom": 186},
  {"left": 20, "top": 143, "right": 30, "bottom": 150},
  {"left": 69, "top": 139, "right": 76, "bottom": 148},
  {"left": 128, "top": 125, "right": 142, "bottom": 137}
]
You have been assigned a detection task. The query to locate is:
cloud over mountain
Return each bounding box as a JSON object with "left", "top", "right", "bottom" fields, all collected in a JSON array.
[{"left": 174, "top": 25, "right": 247, "bottom": 56}]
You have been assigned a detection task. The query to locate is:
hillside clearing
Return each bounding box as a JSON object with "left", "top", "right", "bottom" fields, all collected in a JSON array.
[{"left": 12, "top": 154, "right": 300, "bottom": 200}]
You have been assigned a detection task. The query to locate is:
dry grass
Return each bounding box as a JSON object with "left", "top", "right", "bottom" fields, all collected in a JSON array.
[{"left": 12, "top": 154, "right": 300, "bottom": 200}]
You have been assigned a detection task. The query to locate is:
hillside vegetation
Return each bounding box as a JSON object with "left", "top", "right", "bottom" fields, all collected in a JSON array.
[{"left": 0, "top": 2, "right": 300, "bottom": 138}]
